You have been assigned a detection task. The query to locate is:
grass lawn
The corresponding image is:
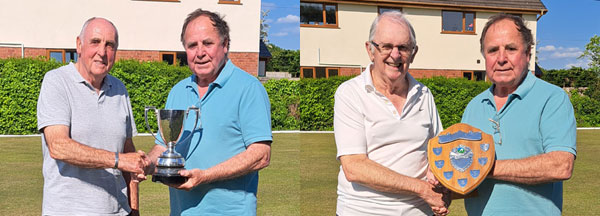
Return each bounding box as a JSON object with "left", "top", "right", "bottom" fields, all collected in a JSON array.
[{"left": 1, "top": 130, "right": 598, "bottom": 215}]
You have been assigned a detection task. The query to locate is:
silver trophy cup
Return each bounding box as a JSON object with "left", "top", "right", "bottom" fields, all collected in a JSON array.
[{"left": 145, "top": 106, "right": 200, "bottom": 184}]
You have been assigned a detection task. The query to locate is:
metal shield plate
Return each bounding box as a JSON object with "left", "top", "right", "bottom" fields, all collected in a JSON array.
[{"left": 428, "top": 123, "right": 495, "bottom": 195}]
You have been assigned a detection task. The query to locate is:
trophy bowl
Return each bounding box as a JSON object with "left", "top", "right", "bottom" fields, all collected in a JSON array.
[{"left": 145, "top": 106, "right": 200, "bottom": 185}]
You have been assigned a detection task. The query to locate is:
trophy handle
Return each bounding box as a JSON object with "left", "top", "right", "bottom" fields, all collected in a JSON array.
[
  {"left": 178, "top": 106, "right": 200, "bottom": 144},
  {"left": 144, "top": 106, "right": 164, "bottom": 145}
]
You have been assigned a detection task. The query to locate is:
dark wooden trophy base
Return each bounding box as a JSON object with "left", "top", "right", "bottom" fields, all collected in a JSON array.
[{"left": 152, "top": 173, "right": 187, "bottom": 185}]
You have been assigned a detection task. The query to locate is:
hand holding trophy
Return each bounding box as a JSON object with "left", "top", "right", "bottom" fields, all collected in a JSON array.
[{"left": 145, "top": 106, "right": 200, "bottom": 184}]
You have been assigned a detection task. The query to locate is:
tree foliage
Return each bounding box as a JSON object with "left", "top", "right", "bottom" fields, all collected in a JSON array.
[
  {"left": 580, "top": 35, "right": 600, "bottom": 70},
  {"left": 265, "top": 44, "right": 300, "bottom": 77}
]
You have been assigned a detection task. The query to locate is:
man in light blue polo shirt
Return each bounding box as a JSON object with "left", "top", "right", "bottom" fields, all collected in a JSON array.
[
  {"left": 144, "top": 9, "right": 272, "bottom": 215},
  {"left": 461, "top": 14, "right": 576, "bottom": 215}
]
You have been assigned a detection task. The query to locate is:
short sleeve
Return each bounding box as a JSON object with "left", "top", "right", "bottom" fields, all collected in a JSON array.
[
  {"left": 239, "top": 81, "right": 273, "bottom": 146},
  {"left": 124, "top": 91, "right": 137, "bottom": 138},
  {"left": 37, "top": 71, "right": 71, "bottom": 132},
  {"left": 539, "top": 90, "right": 577, "bottom": 155},
  {"left": 334, "top": 83, "right": 367, "bottom": 159}
]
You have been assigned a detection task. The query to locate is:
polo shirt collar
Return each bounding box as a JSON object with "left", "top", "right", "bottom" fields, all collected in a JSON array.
[
  {"left": 68, "top": 62, "right": 112, "bottom": 91},
  {"left": 187, "top": 59, "right": 234, "bottom": 89},
  {"left": 485, "top": 71, "right": 535, "bottom": 100}
]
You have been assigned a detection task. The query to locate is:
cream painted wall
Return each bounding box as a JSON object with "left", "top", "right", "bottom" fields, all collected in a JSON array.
[
  {"left": 300, "top": 4, "right": 375, "bottom": 67},
  {"left": 0, "top": 0, "right": 260, "bottom": 52},
  {"left": 301, "top": 4, "right": 538, "bottom": 72}
]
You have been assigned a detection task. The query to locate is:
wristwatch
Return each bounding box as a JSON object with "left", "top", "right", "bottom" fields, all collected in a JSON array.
[{"left": 114, "top": 152, "right": 119, "bottom": 169}]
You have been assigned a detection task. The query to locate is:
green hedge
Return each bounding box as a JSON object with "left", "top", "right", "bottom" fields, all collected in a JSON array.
[
  {"left": 1, "top": 58, "right": 599, "bottom": 134},
  {"left": 0, "top": 58, "right": 192, "bottom": 135},
  {"left": 299, "top": 76, "right": 353, "bottom": 131},
  {"left": 0, "top": 58, "right": 62, "bottom": 134},
  {"left": 264, "top": 79, "right": 300, "bottom": 130}
]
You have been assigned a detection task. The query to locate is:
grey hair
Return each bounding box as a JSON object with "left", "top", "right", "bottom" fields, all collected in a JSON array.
[
  {"left": 78, "top": 17, "right": 119, "bottom": 46},
  {"left": 480, "top": 13, "right": 533, "bottom": 56},
  {"left": 368, "top": 11, "right": 417, "bottom": 53}
]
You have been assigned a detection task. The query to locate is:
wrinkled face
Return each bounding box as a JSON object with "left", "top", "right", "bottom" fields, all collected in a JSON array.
[
  {"left": 76, "top": 19, "right": 118, "bottom": 78},
  {"left": 183, "top": 16, "right": 228, "bottom": 80},
  {"left": 366, "top": 17, "right": 417, "bottom": 81},
  {"left": 482, "top": 19, "right": 531, "bottom": 89}
]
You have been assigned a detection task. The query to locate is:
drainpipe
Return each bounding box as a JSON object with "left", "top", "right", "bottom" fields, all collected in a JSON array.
[
  {"left": 0, "top": 43, "right": 25, "bottom": 58},
  {"left": 318, "top": 48, "right": 364, "bottom": 72}
]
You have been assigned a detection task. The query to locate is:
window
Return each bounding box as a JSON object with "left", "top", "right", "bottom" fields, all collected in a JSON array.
[
  {"left": 218, "top": 0, "right": 241, "bottom": 4},
  {"left": 442, "top": 11, "right": 475, "bottom": 34},
  {"left": 300, "top": 2, "right": 337, "bottom": 27},
  {"left": 160, "top": 51, "right": 187, "bottom": 66},
  {"left": 378, "top": 7, "right": 402, "bottom": 14},
  {"left": 48, "top": 49, "right": 77, "bottom": 63},
  {"left": 300, "top": 67, "right": 339, "bottom": 78},
  {"left": 463, "top": 71, "right": 485, "bottom": 81}
]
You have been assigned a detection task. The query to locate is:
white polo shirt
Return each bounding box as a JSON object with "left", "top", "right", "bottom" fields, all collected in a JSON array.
[{"left": 334, "top": 64, "right": 442, "bottom": 215}]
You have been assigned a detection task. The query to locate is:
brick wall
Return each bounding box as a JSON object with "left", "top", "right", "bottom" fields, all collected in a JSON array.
[
  {"left": 116, "top": 50, "right": 160, "bottom": 62},
  {"left": 409, "top": 69, "right": 464, "bottom": 78},
  {"left": 340, "top": 67, "right": 362, "bottom": 76},
  {"left": 0, "top": 47, "right": 23, "bottom": 58},
  {"left": 335, "top": 66, "right": 465, "bottom": 79},
  {"left": 229, "top": 52, "right": 258, "bottom": 76}
]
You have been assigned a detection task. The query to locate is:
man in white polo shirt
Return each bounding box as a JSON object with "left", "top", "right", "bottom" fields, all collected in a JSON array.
[{"left": 334, "top": 11, "right": 450, "bottom": 216}]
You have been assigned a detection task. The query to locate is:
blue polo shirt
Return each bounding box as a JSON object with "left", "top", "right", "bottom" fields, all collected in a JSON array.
[
  {"left": 161, "top": 60, "right": 272, "bottom": 216},
  {"left": 461, "top": 71, "right": 576, "bottom": 215}
]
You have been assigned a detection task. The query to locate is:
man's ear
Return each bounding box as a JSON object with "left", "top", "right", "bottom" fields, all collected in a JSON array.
[
  {"left": 409, "top": 45, "right": 418, "bottom": 63},
  {"left": 76, "top": 36, "right": 82, "bottom": 56},
  {"left": 365, "top": 41, "right": 374, "bottom": 62}
]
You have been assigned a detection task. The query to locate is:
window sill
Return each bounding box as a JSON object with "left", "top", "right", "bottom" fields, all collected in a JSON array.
[
  {"left": 300, "top": 24, "right": 339, "bottom": 29},
  {"left": 441, "top": 31, "right": 477, "bottom": 35},
  {"left": 218, "top": 1, "right": 242, "bottom": 5}
]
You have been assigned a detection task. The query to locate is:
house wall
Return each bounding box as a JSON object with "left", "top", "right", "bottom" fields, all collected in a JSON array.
[
  {"left": 0, "top": 0, "right": 260, "bottom": 75},
  {"left": 300, "top": 3, "right": 539, "bottom": 76}
]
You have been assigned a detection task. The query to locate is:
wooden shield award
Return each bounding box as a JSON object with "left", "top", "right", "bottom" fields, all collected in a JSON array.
[{"left": 428, "top": 123, "right": 495, "bottom": 195}]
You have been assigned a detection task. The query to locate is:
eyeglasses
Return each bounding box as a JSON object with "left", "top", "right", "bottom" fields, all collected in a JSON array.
[
  {"left": 488, "top": 118, "right": 502, "bottom": 145},
  {"left": 370, "top": 41, "right": 413, "bottom": 56}
]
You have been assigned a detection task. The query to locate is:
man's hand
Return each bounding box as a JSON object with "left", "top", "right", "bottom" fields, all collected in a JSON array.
[
  {"left": 427, "top": 168, "right": 440, "bottom": 186},
  {"left": 118, "top": 150, "right": 147, "bottom": 176},
  {"left": 418, "top": 181, "right": 450, "bottom": 216},
  {"left": 165, "top": 169, "right": 207, "bottom": 191}
]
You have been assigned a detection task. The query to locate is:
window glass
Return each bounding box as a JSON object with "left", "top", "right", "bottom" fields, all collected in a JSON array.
[
  {"left": 379, "top": 7, "right": 401, "bottom": 14},
  {"left": 474, "top": 71, "right": 484, "bottom": 81},
  {"left": 465, "top": 13, "right": 474, "bottom": 32},
  {"left": 302, "top": 68, "right": 314, "bottom": 78},
  {"left": 442, "top": 11, "right": 463, "bottom": 32},
  {"left": 301, "top": 2, "right": 323, "bottom": 25},
  {"left": 463, "top": 72, "right": 472, "bottom": 80},
  {"left": 315, "top": 67, "right": 326, "bottom": 78},
  {"left": 176, "top": 52, "right": 187, "bottom": 66},
  {"left": 328, "top": 68, "right": 339, "bottom": 77},
  {"left": 162, "top": 53, "right": 175, "bottom": 65},
  {"left": 50, "top": 51, "right": 63, "bottom": 63},
  {"left": 65, "top": 51, "right": 77, "bottom": 63},
  {"left": 325, "top": 5, "right": 336, "bottom": 25}
]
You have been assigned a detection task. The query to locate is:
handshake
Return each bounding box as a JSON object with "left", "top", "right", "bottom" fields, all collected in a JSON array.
[{"left": 116, "top": 150, "right": 157, "bottom": 183}]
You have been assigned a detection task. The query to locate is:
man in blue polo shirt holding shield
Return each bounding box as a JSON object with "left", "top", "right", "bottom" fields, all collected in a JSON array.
[
  {"left": 144, "top": 9, "right": 272, "bottom": 215},
  {"left": 461, "top": 14, "right": 576, "bottom": 215}
]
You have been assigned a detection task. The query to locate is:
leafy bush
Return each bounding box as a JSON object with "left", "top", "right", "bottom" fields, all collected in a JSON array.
[
  {"left": 1, "top": 58, "right": 599, "bottom": 134},
  {"left": 299, "top": 76, "right": 353, "bottom": 131},
  {"left": 110, "top": 60, "right": 192, "bottom": 133},
  {"left": 265, "top": 44, "right": 300, "bottom": 77},
  {"left": 0, "top": 58, "right": 62, "bottom": 134},
  {"left": 570, "top": 92, "right": 600, "bottom": 127},
  {"left": 419, "top": 77, "right": 491, "bottom": 127},
  {"left": 264, "top": 79, "right": 300, "bottom": 130}
]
